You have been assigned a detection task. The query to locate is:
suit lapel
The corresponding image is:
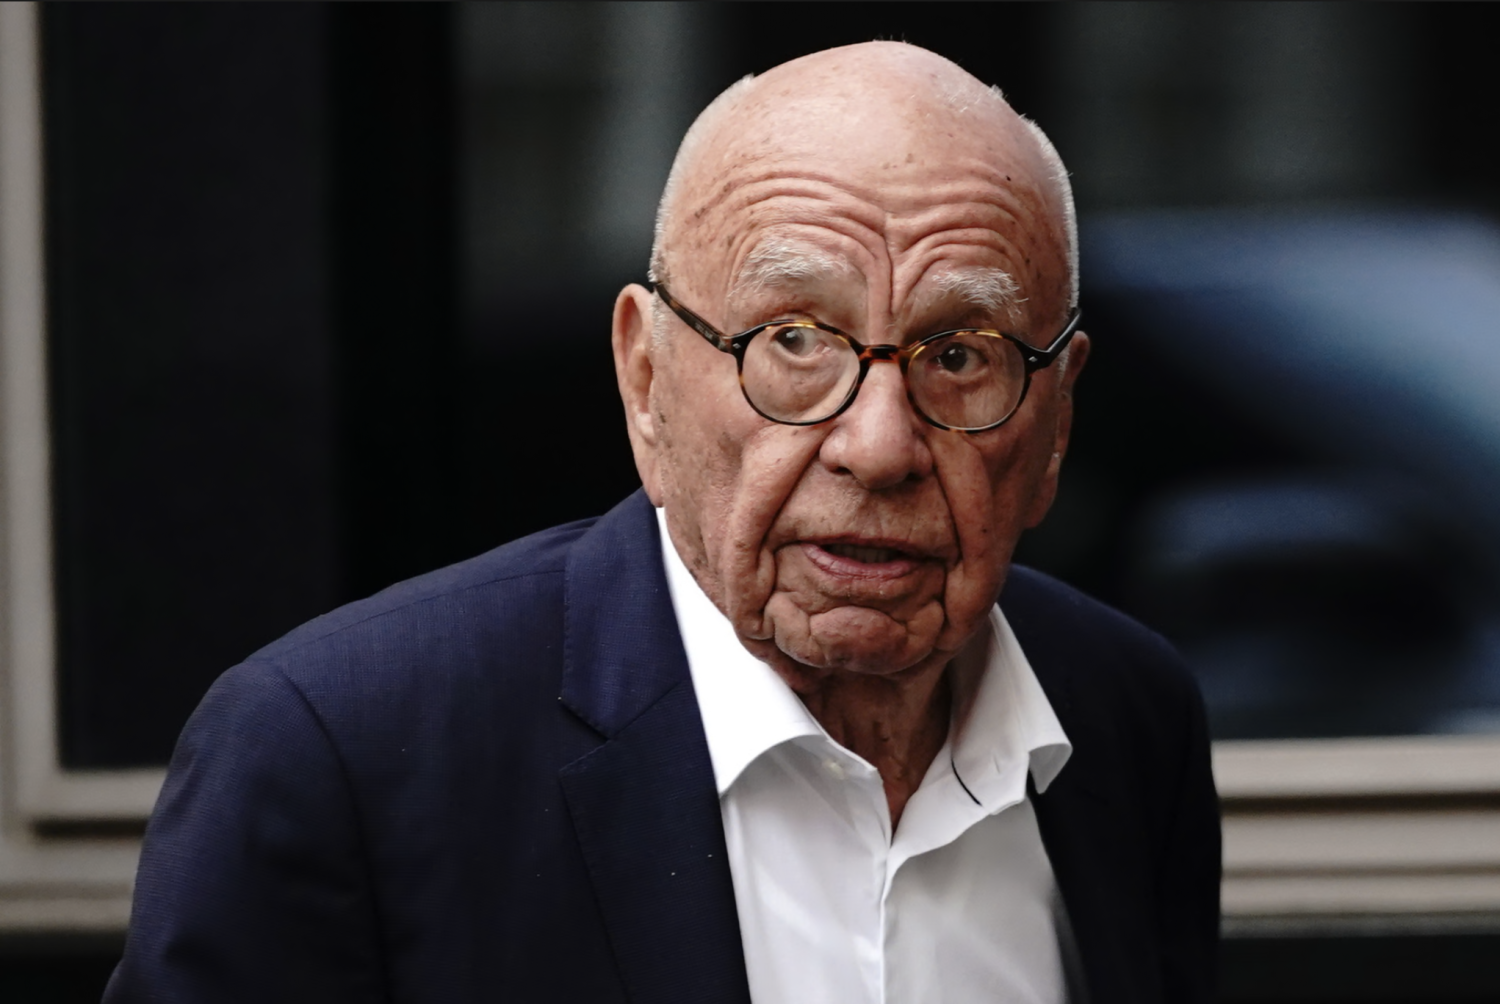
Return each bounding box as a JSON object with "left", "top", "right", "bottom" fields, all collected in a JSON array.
[
  {"left": 1032, "top": 765, "right": 1149, "bottom": 1004},
  {"left": 557, "top": 492, "right": 751, "bottom": 1004},
  {"left": 1005, "top": 570, "right": 1155, "bottom": 1004}
]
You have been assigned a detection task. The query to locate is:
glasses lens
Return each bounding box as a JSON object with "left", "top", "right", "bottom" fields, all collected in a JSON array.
[
  {"left": 908, "top": 332, "right": 1027, "bottom": 430},
  {"left": 741, "top": 322, "right": 860, "bottom": 423}
]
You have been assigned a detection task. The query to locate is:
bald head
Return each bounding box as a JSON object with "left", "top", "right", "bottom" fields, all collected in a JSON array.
[{"left": 650, "top": 42, "right": 1077, "bottom": 313}]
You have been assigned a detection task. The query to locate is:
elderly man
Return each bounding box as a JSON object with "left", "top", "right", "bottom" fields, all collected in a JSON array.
[{"left": 108, "top": 42, "right": 1218, "bottom": 1004}]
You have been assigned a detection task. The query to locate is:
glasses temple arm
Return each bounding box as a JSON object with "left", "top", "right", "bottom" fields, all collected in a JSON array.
[
  {"left": 1024, "top": 308, "right": 1083, "bottom": 367},
  {"left": 649, "top": 283, "right": 734, "bottom": 352}
]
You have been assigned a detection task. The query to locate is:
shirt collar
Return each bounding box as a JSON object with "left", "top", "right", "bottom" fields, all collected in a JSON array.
[
  {"left": 945, "top": 603, "right": 1072, "bottom": 799},
  {"left": 655, "top": 506, "right": 1071, "bottom": 799}
]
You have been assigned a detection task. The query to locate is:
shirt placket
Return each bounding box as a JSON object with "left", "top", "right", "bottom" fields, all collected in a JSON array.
[{"left": 812, "top": 740, "right": 891, "bottom": 1004}]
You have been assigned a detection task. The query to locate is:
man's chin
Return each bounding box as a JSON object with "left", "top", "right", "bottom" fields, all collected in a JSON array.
[{"left": 755, "top": 602, "right": 948, "bottom": 680}]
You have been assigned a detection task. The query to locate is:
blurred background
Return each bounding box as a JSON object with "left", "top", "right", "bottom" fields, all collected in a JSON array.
[{"left": 4, "top": 3, "right": 1499, "bottom": 1000}]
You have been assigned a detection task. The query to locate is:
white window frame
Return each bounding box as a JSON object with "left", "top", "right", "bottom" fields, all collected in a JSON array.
[
  {"left": 0, "top": 2, "right": 156, "bottom": 933},
  {"left": 1, "top": 0, "right": 1497, "bottom": 935},
  {"left": 1216, "top": 737, "right": 1500, "bottom": 931}
]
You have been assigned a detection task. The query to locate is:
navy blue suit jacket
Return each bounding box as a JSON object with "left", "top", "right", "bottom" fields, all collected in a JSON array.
[{"left": 107, "top": 490, "right": 1220, "bottom": 1003}]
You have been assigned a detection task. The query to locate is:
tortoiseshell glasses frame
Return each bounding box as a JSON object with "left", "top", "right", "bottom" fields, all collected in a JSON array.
[{"left": 650, "top": 282, "right": 1082, "bottom": 433}]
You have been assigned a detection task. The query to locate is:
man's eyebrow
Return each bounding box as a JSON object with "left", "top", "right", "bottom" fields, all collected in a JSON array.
[
  {"left": 730, "top": 238, "right": 852, "bottom": 298},
  {"left": 927, "top": 268, "right": 1024, "bottom": 321}
]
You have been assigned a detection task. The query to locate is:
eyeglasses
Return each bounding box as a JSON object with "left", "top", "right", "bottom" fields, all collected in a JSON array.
[{"left": 651, "top": 283, "right": 1081, "bottom": 433}]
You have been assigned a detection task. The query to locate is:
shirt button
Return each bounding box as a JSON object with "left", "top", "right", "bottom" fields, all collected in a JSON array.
[{"left": 823, "top": 758, "right": 847, "bottom": 780}]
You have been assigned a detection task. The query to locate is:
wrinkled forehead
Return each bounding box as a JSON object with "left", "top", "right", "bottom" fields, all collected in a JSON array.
[
  {"left": 726, "top": 232, "right": 1023, "bottom": 321},
  {"left": 670, "top": 78, "right": 1067, "bottom": 319}
]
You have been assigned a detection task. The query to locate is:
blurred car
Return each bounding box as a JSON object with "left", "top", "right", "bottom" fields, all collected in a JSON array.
[{"left": 1026, "top": 209, "right": 1500, "bottom": 740}]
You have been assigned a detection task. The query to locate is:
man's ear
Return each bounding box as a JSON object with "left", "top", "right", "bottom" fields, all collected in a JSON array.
[
  {"left": 612, "top": 283, "right": 665, "bottom": 504},
  {"left": 1024, "top": 330, "right": 1090, "bottom": 528}
]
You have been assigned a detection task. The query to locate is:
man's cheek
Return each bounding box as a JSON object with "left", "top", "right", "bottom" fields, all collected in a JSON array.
[
  {"left": 712, "top": 433, "right": 824, "bottom": 627},
  {"left": 930, "top": 448, "right": 1021, "bottom": 648},
  {"left": 936, "top": 563, "right": 1004, "bottom": 650},
  {"left": 936, "top": 451, "right": 1004, "bottom": 557}
]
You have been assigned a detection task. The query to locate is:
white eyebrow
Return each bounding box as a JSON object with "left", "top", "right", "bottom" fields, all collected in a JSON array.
[
  {"left": 730, "top": 237, "right": 852, "bottom": 298},
  {"left": 929, "top": 268, "right": 1024, "bottom": 321}
]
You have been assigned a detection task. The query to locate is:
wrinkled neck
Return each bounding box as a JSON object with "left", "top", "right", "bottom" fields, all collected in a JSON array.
[{"left": 786, "top": 656, "right": 952, "bottom": 829}]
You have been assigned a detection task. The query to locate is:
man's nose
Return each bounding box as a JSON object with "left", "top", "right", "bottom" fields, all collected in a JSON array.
[{"left": 817, "top": 360, "right": 934, "bottom": 490}]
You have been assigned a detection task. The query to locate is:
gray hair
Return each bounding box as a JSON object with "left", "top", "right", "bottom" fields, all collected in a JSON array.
[{"left": 1017, "top": 109, "right": 1080, "bottom": 312}]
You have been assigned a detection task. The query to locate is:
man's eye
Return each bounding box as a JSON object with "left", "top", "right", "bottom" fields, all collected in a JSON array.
[
  {"left": 771, "top": 325, "right": 820, "bottom": 357},
  {"left": 936, "top": 343, "right": 977, "bottom": 373}
]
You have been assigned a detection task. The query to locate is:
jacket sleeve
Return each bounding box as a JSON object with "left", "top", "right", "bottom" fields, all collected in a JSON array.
[
  {"left": 1157, "top": 674, "right": 1222, "bottom": 1004},
  {"left": 104, "top": 660, "right": 386, "bottom": 1003}
]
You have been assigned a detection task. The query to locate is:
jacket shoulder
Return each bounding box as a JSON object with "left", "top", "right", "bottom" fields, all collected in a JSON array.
[
  {"left": 1002, "top": 564, "right": 1197, "bottom": 702},
  {"left": 204, "top": 516, "right": 608, "bottom": 749},
  {"left": 250, "top": 515, "right": 597, "bottom": 666}
]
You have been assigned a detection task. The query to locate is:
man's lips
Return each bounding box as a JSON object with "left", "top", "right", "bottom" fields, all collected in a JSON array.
[
  {"left": 800, "top": 539, "right": 930, "bottom": 580},
  {"left": 823, "top": 542, "right": 908, "bottom": 563}
]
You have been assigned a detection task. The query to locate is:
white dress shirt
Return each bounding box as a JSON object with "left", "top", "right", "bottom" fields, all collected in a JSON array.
[{"left": 656, "top": 508, "right": 1074, "bottom": 1004}]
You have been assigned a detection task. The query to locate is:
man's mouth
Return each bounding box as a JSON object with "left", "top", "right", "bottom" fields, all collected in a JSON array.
[
  {"left": 821, "top": 542, "right": 910, "bottom": 564},
  {"left": 800, "top": 539, "right": 927, "bottom": 581}
]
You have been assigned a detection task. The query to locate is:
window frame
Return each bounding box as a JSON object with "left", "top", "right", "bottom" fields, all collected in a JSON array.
[{"left": 0, "top": 1, "right": 148, "bottom": 933}]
